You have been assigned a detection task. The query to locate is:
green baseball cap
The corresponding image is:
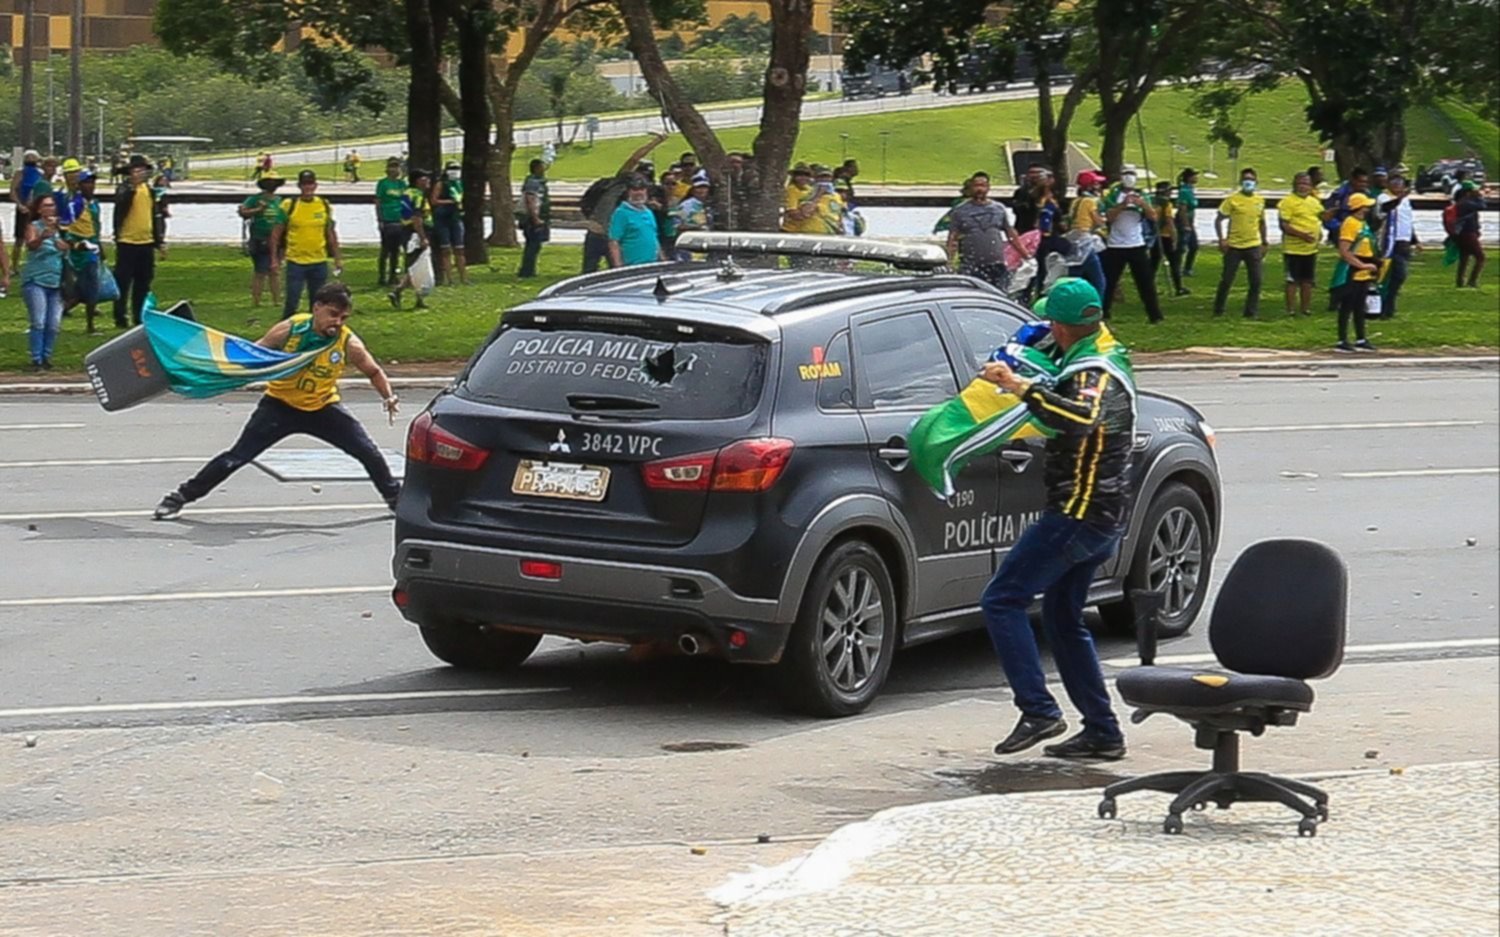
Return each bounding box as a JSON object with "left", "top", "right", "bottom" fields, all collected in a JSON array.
[{"left": 1033, "top": 278, "right": 1103, "bottom": 325}]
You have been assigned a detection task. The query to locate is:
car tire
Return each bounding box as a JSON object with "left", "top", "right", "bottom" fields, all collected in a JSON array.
[
  {"left": 418, "top": 622, "right": 543, "bottom": 671},
  {"left": 778, "top": 541, "right": 898, "bottom": 718},
  {"left": 1100, "top": 482, "right": 1212, "bottom": 639}
]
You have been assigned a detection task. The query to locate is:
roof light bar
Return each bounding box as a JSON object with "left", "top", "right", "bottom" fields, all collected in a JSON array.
[{"left": 674, "top": 232, "right": 951, "bottom": 271}]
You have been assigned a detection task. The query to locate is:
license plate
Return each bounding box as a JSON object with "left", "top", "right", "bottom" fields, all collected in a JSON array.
[{"left": 511, "top": 459, "right": 610, "bottom": 502}]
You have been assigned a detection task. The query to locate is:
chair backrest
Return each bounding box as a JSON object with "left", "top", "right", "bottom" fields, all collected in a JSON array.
[{"left": 1209, "top": 539, "right": 1347, "bottom": 679}]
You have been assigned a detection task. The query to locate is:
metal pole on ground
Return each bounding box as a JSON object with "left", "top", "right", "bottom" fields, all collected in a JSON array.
[
  {"left": 69, "top": 0, "right": 83, "bottom": 157},
  {"left": 19, "top": 0, "right": 35, "bottom": 150}
]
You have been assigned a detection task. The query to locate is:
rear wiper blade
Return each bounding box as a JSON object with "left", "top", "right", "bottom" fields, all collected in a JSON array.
[{"left": 565, "top": 393, "right": 661, "bottom": 411}]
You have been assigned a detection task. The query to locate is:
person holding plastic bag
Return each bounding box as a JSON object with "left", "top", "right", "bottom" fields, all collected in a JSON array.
[
  {"left": 388, "top": 169, "right": 434, "bottom": 311},
  {"left": 61, "top": 170, "right": 106, "bottom": 333}
]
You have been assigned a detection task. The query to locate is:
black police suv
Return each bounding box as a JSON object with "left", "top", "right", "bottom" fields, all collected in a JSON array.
[{"left": 392, "top": 235, "right": 1222, "bottom": 717}]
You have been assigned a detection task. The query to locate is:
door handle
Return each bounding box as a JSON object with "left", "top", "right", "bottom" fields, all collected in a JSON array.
[
  {"left": 1000, "top": 449, "right": 1034, "bottom": 473},
  {"left": 877, "top": 436, "right": 910, "bottom": 468}
]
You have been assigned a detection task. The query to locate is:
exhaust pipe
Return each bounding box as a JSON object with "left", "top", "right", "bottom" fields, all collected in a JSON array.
[{"left": 678, "top": 633, "right": 703, "bottom": 656}]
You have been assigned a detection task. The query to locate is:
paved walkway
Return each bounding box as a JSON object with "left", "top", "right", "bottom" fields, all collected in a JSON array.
[{"left": 713, "top": 760, "right": 1500, "bottom": 935}]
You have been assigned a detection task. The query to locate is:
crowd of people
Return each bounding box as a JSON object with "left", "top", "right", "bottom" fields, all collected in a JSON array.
[
  {"left": 941, "top": 160, "right": 1489, "bottom": 352},
  {"left": 4, "top": 148, "right": 169, "bottom": 370}
]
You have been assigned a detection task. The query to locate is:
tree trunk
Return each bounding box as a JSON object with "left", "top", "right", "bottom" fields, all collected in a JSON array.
[
  {"left": 455, "top": 0, "right": 492, "bottom": 264},
  {"left": 487, "top": 90, "right": 519, "bottom": 250},
  {"left": 618, "top": 0, "right": 731, "bottom": 222},
  {"left": 745, "top": 0, "right": 813, "bottom": 231},
  {"left": 19, "top": 0, "right": 35, "bottom": 150},
  {"left": 1037, "top": 66, "right": 1095, "bottom": 180},
  {"left": 405, "top": 0, "right": 443, "bottom": 172},
  {"left": 1098, "top": 108, "right": 1132, "bottom": 180}
]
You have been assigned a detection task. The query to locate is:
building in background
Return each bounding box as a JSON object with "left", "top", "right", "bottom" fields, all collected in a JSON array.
[{"left": 1, "top": 0, "right": 155, "bottom": 57}]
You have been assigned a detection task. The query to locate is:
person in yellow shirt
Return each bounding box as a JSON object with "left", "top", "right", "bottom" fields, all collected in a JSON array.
[
  {"left": 1277, "top": 172, "right": 1323, "bottom": 316},
  {"left": 111, "top": 154, "right": 165, "bottom": 328},
  {"left": 152, "top": 283, "right": 402, "bottom": 520},
  {"left": 272, "top": 169, "right": 345, "bottom": 320},
  {"left": 781, "top": 163, "right": 823, "bottom": 235},
  {"left": 1213, "top": 167, "right": 1268, "bottom": 318},
  {"left": 1333, "top": 193, "right": 1379, "bottom": 353}
]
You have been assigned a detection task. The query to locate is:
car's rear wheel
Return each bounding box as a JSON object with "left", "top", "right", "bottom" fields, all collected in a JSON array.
[
  {"left": 1100, "top": 482, "right": 1212, "bottom": 639},
  {"left": 778, "top": 541, "right": 897, "bottom": 718},
  {"left": 418, "top": 622, "right": 543, "bottom": 670}
]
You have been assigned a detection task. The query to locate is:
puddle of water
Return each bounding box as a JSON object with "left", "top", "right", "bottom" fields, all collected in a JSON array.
[
  {"left": 661, "top": 740, "right": 751, "bottom": 753},
  {"left": 936, "top": 760, "right": 1127, "bottom": 794}
]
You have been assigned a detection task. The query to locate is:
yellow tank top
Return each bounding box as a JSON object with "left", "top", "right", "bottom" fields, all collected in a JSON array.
[{"left": 265, "top": 314, "right": 350, "bottom": 411}]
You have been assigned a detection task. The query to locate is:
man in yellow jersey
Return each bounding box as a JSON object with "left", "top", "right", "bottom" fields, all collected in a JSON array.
[
  {"left": 272, "top": 169, "right": 344, "bottom": 320},
  {"left": 1277, "top": 172, "right": 1323, "bottom": 317},
  {"left": 152, "top": 283, "right": 402, "bottom": 520},
  {"left": 1213, "top": 166, "right": 1268, "bottom": 318},
  {"left": 112, "top": 154, "right": 165, "bottom": 328},
  {"left": 781, "top": 163, "right": 823, "bottom": 234},
  {"left": 976, "top": 278, "right": 1134, "bottom": 762}
]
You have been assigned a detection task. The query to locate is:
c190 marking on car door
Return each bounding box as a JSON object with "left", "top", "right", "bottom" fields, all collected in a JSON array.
[{"left": 579, "top": 432, "right": 663, "bottom": 457}]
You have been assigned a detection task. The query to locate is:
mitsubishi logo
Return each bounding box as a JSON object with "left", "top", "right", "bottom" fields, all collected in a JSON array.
[{"left": 549, "top": 429, "right": 571, "bottom": 454}]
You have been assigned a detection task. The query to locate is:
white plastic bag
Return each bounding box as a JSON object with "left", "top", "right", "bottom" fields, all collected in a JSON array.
[
  {"left": 409, "top": 250, "right": 435, "bottom": 297},
  {"left": 1365, "top": 292, "right": 1383, "bottom": 318}
]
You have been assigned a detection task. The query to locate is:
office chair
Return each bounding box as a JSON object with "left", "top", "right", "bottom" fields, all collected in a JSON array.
[{"left": 1099, "top": 539, "right": 1348, "bottom": 836}]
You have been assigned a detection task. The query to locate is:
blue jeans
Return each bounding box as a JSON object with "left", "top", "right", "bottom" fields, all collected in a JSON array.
[
  {"left": 518, "top": 221, "right": 548, "bottom": 278},
  {"left": 1068, "top": 252, "right": 1107, "bottom": 298},
  {"left": 282, "top": 260, "right": 329, "bottom": 319},
  {"left": 23, "top": 282, "right": 63, "bottom": 363},
  {"left": 981, "top": 510, "right": 1124, "bottom": 740}
]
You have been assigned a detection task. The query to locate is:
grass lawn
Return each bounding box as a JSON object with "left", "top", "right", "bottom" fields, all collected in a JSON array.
[
  {"left": 188, "top": 84, "right": 1497, "bottom": 189},
  {"left": 3, "top": 242, "right": 1495, "bottom": 374}
]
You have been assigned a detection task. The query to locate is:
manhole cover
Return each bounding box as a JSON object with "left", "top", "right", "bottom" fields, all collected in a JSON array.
[
  {"left": 661, "top": 741, "right": 750, "bottom": 753},
  {"left": 936, "top": 761, "right": 1125, "bottom": 794}
]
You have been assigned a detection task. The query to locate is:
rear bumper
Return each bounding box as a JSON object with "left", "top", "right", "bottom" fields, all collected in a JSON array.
[{"left": 392, "top": 539, "right": 791, "bottom": 663}]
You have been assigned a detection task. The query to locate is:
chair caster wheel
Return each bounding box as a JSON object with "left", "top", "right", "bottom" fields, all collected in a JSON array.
[
  {"left": 1098, "top": 798, "right": 1117, "bottom": 820},
  {"left": 1298, "top": 817, "right": 1319, "bottom": 837},
  {"left": 1191, "top": 801, "right": 1207, "bottom": 811},
  {"left": 1316, "top": 803, "right": 1330, "bottom": 822},
  {"left": 1163, "top": 814, "right": 1184, "bottom": 835}
]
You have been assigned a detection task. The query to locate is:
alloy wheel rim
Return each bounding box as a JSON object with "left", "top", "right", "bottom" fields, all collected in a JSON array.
[
  {"left": 1147, "top": 507, "right": 1203, "bottom": 619},
  {"left": 819, "top": 567, "right": 886, "bottom": 693}
]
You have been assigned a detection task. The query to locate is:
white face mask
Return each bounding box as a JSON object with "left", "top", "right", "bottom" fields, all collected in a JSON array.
[
  {"left": 1241, "top": 179, "right": 1258, "bottom": 193},
  {"left": 1120, "top": 174, "right": 1137, "bottom": 188},
  {"left": 447, "top": 170, "right": 460, "bottom": 180}
]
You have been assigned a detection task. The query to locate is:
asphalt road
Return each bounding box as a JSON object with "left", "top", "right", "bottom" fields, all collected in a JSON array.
[
  {"left": 1, "top": 363, "right": 1497, "bottom": 933},
  {"left": 3, "top": 364, "right": 1496, "bottom": 721}
]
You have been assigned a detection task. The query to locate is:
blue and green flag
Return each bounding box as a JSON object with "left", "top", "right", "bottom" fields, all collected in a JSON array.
[
  {"left": 907, "top": 327, "right": 1135, "bottom": 499},
  {"left": 142, "top": 295, "right": 331, "bottom": 399}
]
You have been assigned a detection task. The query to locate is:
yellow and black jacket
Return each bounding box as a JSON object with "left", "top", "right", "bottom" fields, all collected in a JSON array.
[{"left": 1020, "top": 368, "right": 1135, "bottom": 528}]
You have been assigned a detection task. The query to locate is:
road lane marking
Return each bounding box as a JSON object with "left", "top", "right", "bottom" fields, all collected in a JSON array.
[
  {"left": 0, "top": 584, "right": 390, "bottom": 608},
  {"left": 0, "top": 456, "right": 205, "bottom": 468},
  {"left": 0, "top": 686, "right": 571, "bottom": 721},
  {"left": 1219, "top": 420, "right": 1485, "bottom": 434},
  {"left": 0, "top": 502, "right": 387, "bottom": 522},
  {"left": 0, "top": 422, "right": 86, "bottom": 430},
  {"left": 1103, "top": 637, "right": 1500, "bottom": 669},
  {"left": 1339, "top": 467, "right": 1499, "bottom": 479}
]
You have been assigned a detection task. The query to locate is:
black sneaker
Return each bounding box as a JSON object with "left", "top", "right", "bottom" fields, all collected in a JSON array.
[
  {"left": 153, "top": 491, "right": 186, "bottom": 520},
  {"left": 1043, "top": 731, "right": 1127, "bottom": 761},
  {"left": 1354, "top": 339, "right": 1377, "bottom": 353},
  {"left": 994, "top": 715, "right": 1068, "bottom": 755},
  {"left": 387, "top": 290, "right": 401, "bottom": 309},
  {"left": 1333, "top": 341, "right": 1355, "bottom": 353},
  {"left": 1175, "top": 287, "right": 1191, "bottom": 297},
  {"left": 40, "top": 357, "right": 53, "bottom": 370}
]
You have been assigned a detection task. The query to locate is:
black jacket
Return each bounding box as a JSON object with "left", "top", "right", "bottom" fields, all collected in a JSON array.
[
  {"left": 113, "top": 179, "right": 165, "bottom": 248},
  {"left": 1020, "top": 366, "right": 1136, "bottom": 528}
]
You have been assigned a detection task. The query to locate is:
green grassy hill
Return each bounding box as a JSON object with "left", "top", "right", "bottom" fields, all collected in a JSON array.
[{"left": 192, "top": 82, "right": 1497, "bottom": 187}]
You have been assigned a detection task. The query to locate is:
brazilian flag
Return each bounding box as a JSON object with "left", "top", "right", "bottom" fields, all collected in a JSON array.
[
  {"left": 907, "top": 327, "right": 1135, "bottom": 499},
  {"left": 142, "top": 296, "right": 333, "bottom": 399}
]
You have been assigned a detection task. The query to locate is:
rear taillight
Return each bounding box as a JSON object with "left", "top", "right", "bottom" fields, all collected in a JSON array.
[
  {"left": 641, "top": 438, "right": 794, "bottom": 493},
  {"left": 406, "top": 411, "right": 491, "bottom": 471},
  {"left": 642, "top": 451, "right": 717, "bottom": 491},
  {"left": 519, "top": 560, "right": 563, "bottom": 580}
]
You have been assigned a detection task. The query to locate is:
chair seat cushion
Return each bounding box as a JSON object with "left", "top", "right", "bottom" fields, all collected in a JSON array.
[{"left": 1117, "top": 666, "right": 1315, "bottom": 712}]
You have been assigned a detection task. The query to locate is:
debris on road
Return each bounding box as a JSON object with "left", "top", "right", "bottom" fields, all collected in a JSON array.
[
  {"left": 757, "top": 834, "right": 773, "bottom": 844},
  {"left": 690, "top": 846, "right": 708, "bottom": 856},
  {"left": 1365, "top": 750, "right": 1380, "bottom": 759},
  {"left": 360, "top": 610, "right": 373, "bottom": 619},
  {"left": 23, "top": 734, "right": 38, "bottom": 748},
  {"left": 1466, "top": 537, "right": 1478, "bottom": 546},
  {"left": 251, "top": 771, "right": 285, "bottom": 804},
  {"left": 1279, "top": 471, "right": 1319, "bottom": 479}
]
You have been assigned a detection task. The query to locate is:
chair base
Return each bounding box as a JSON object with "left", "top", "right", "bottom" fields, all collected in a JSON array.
[{"left": 1097, "top": 728, "right": 1329, "bottom": 836}]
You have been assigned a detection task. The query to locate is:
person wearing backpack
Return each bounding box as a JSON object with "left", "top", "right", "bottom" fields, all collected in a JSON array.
[
  {"left": 272, "top": 170, "right": 343, "bottom": 320},
  {"left": 239, "top": 173, "right": 286, "bottom": 308}
]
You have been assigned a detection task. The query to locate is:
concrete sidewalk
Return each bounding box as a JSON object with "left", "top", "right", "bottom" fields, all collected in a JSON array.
[{"left": 714, "top": 760, "right": 1500, "bottom": 936}]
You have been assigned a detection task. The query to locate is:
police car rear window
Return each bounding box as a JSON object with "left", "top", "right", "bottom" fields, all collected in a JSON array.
[{"left": 461, "top": 319, "right": 770, "bottom": 419}]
